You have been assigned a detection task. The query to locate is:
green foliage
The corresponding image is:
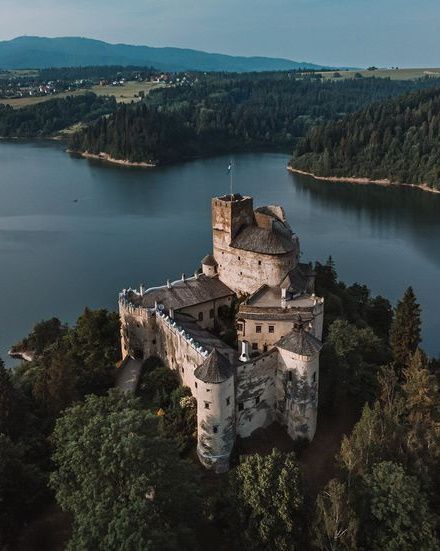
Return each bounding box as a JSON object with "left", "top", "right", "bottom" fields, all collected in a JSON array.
[
  {"left": 0, "top": 93, "right": 116, "bottom": 137},
  {"left": 50, "top": 391, "right": 201, "bottom": 551},
  {"left": 69, "top": 75, "right": 440, "bottom": 164},
  {"left": 390, "top": 286, "right": 422, "bottom": 369},
  {"left": 159, "top": 386, "right": 197, "bottom": 454},
  {"left": 14, "top": 308, "right": 120, "bottom": 424},
  {"left": 292, "top": 87, "right": 440, "bottom": 190},
  {"left": 363, "top": 461, "right": 438, "bottom": 550},
  {"left": 326, "top": 319, "right": 386, "bottom": 400},
  {"left": 138, "top": 365, "right": 179, "bottom": 409},
  {"left": 312, "top": 479, "right": 358, "bottom": 551},
  {"left": 226, "top": 449, "right": 305, "bottom": 550},
  {"left": 13, "top": 317, "right": 67, "bottom": 355},
  {"left": 0, "top": 358, "right": 23, "bottom": 438},
  {"left": 0, "top": 434, "right": 47, "bottom": 547}
]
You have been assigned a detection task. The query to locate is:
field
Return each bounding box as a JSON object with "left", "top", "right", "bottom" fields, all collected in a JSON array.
[
  {"left": 0, "top": 81, "right": 164, "bottom": 109},
  {"left": 314, "top": 67, "right": 440, "bottom": 81}
]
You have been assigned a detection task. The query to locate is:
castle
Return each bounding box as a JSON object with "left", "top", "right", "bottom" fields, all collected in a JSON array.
[{"left": 119, "top": 194, "right": 324, "bottom": 473}]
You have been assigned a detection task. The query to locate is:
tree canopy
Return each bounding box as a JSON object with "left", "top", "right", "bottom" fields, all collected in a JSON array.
[{"left": 50, "top": 391, "right": 201, "bottom": 551}]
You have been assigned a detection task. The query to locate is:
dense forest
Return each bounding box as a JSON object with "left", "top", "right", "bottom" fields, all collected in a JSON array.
[
  {"left": 0, "top": 93, "right": 116, "bottom": 137},
  {"left": 68, "top": 74, "right": 440, "bottom": 165},
  {"left": 291, "top": 87, "right": 440, "bottom": 190},
  {"left": 1, "top": 263, "right": 439, "bottom": 550}
]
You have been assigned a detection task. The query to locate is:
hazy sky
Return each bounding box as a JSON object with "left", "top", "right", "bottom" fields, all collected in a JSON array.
[{"left": 1, "top": 0, "right": 440, "bottom": 67}]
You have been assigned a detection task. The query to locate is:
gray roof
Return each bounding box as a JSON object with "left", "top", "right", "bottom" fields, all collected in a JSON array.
[
  {"left": 277, "top": 328, "right": 322, "bottom": 357},
  {"left": 133, "top": 274, "right": 234, "bottom": 311},
  {"left": 194, "top": 349, "right": 234, "bottom": 383},
  {"left": 201, "top": 254, "right": 218, "bottom": 267},
  {"left": 230, "top": 222, "right": 296, "bottom": 255}
]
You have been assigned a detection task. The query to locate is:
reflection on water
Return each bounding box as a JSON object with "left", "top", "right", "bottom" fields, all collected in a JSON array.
[{"left": 0, "top": 142, "right": 439, "bottom": 365}]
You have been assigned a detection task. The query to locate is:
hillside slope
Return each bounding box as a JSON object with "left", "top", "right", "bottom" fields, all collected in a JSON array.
[
  {"left": 0, "top": 36, "right": 328, "bottom": 72},
  {"left": 290, "top": 87, "right": 440, "bottom": 190},
  {"left": 68, "top": 75, "right": 440, "bottom": 166}
]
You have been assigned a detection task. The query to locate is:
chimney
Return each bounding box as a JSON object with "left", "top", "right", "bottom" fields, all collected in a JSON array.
[
  {"left": 169, "top": 308, "right": 175, "bottom": 319},
  {"left": 239, "top": 341, "right": 250, "bottom": 363},
  {"left": 167, "top": 279, "right": 171, "bottom": 289},
  {"left": 182, "top": 273, "right": 186, "bottom": 282},
  {"left": 194, "top": 270, "right": 199, "bottom": 280}
]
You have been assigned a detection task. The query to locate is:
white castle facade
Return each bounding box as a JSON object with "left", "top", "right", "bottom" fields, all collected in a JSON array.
[{"left": 119, "top": 194, "right": 324, "bottom": 473}]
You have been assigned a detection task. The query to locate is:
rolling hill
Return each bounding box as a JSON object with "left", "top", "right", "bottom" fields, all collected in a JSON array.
[{"left": 0, "top": 36, "right": 329, "bottom": 72}]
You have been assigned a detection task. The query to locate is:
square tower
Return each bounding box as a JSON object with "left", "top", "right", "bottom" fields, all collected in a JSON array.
[{"left": 212, "top": 194, "right": 255, "bottom": 250}]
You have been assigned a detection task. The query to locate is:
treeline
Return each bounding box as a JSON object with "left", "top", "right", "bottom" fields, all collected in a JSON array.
[
  {"left": 68, "top": 74, "right": 440, "bottom": 164},
  {"left": 291, "top": 86, "right": 440, "bottom": 189},
  {"left": 0, "top": 93, "right": 116, "bottom": 137}
]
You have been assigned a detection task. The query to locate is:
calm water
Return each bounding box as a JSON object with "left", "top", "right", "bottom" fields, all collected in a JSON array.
[{"left": 0, "top": 141, "right": 439, "bottom": 365}]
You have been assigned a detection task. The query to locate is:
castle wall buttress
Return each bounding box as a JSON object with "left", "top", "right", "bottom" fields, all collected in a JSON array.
[{"left": 275, "top": 349, "right": 319, "bottom": 441}]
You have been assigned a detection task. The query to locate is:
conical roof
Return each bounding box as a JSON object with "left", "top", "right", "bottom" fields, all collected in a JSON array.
[
  {"left": 194, "top": 349, "right": 233, "bottom": 384},
  {"left": 277, "top": 328, "right": 322, "bottom": 358}
]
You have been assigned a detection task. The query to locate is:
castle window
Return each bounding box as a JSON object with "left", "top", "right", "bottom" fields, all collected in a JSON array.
[
  {"left": 213, "top": 426, "right": 219, "bottom": 434},
  {"left": 238, "top": 402, "right": 244, "bottom": 411},
  {"left": 204, "top": 402, "right": 210, "bottom": 409},
  {"left": 181, "top": 367, "right": 184, "bottom": 373},
  {"left": 239, "top": 271, "right": 242, "bottom": 276},
  {"left": 238, "top": 256, "right": 241, "bottom": 261},
  {"left": 252, "top": 343, "right": 258, "bottom": 351},
  {"left": 226, "top": 397, "right": 231, "bottom": 406},
  {"left": 288, "top": 371, "right": 293, "bottom": 382},
  {"left": 269, "top": 326, "right": 274, "bottom": 333},
  {"left": 263, "top": 344, "right": 268, "bottom": 353},
  {"left": 209, "top": 308, "right": 214, "bottom": 318},
  {"left": 312, "top": 372, "right": 316, "bottom": 383},
  {"left": 152, "top": 339, "right": 156, "bottom": 345},
  {"left": 198, "top": 312, "right": 204, "bottom": 322},
  {"left": 195, "top": 382, "right": 198, "bottom": 389},
  {"left": 237, "top": 322, "right": 243, "bottom": 332},
  {"left": 258, "top": 260, "right": 261, "bottom": 266},
  {"left": 256, "top": 325, "right": 262, "bottom": 334},
  {"left": 255, "top": 396, "right": 260, "bottom": 405}
]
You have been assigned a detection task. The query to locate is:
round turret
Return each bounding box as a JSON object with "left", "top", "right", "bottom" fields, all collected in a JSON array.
[
  {"left": 194, "top": 349, "right": 235, "bottom": 473},
  {"left": 201, "top": 254, "right": 218, "bottom": 277}
]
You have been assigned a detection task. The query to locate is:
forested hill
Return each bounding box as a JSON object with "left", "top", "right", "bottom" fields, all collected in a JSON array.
[
  {"left": 0, "top": 94, "right": 115, "bottom": 137},
  {"left": 0, "top": 36, "right": 327, "bottom": 72},
  {"left": 290, "top": 87, "right": 440, "bottom": 190},
  {"left": 68, "top": 75, "right": 440, "bottom": 165}
]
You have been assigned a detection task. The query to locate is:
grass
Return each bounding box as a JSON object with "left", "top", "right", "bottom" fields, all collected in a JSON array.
[{"left": 0, "top": 80, "right": 165, "bottom": 109}]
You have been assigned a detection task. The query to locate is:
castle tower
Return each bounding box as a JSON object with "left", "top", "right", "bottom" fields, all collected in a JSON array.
[
  {"left": 194, "top": 349, "right": 236, "bottom": 473},
  {"left": 276, "top": 326, "right": 322, "bottom": 441},
  {"left": 212, "top": 194, "right": 255, "bottom": 252}
]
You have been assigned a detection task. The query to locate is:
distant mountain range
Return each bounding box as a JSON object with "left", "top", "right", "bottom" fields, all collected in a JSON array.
[{"left": 0, "top": 36, "right": 331, "bottom": 72}]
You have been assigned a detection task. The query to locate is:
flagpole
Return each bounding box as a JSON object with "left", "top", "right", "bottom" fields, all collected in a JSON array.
[{"left": 230, "top": 159, "right": 233, "bottom": 198}]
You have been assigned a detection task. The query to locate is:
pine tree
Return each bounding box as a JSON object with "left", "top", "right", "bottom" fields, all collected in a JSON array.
[
  {"left": 0, "top": 359, "right": 19, "bottom": 438},
  {"left": 390, "top": 287, "right": 421, "bottom": 369}
]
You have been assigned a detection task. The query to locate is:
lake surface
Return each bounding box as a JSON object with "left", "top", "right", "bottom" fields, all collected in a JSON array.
[{"left": 0, "top": 141, "right": 439, "bottom": 365}]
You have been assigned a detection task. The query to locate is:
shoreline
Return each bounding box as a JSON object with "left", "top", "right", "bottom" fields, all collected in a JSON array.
[
  {"left": 287, "top": 166, "right": 440, "bottom": 195},
  {"left": 8, "top": 349, "right": 35, "bottom": 362},
  {"left": 67, "top": 150, "right": 156, "bottom": 168}
]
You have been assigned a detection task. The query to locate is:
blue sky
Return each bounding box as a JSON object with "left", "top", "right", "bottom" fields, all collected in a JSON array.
[{"left": 1, "top": 0, "right": 440, "bottom": 67}]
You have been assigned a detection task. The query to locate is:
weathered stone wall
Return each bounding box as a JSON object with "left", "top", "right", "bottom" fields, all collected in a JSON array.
[
  {"left": 196, "top": 376, "right": 235, "bottom": 473},
  {"left": 119, "top": 298, "right": 157, "bottom": 360},
  {"left": 214, "top": 246, "right": 296, "bottom": 295},
  {"left": 235, "top": 351, "right": 278, "bottom": 438},
  {"left": 275, "top": 348, "right": 319, "bottom": 441}
]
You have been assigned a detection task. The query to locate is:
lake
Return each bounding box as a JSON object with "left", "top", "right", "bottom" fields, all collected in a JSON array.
[{"left": 0, "top": 141, "right": 439, "bottom": 365}]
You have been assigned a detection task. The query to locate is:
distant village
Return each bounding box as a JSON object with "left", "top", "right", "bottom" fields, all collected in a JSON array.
[{"left": 0, "top": 68, "right": 199, "bottom": 101}]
